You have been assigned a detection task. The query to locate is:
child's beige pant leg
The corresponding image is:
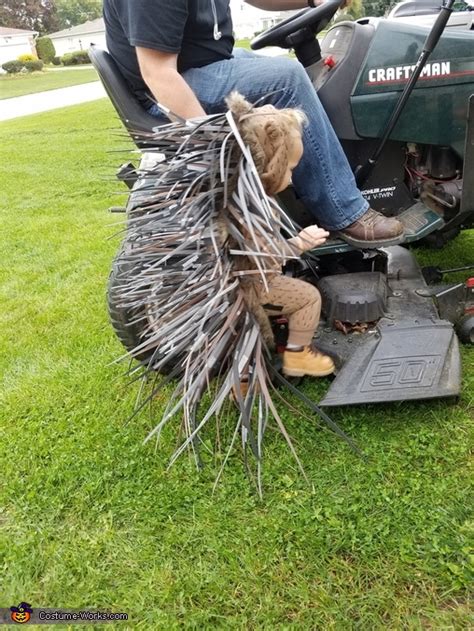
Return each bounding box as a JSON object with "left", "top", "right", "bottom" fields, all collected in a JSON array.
[{"left": 260, "top": 275, "right": 321, "bottom": 346}]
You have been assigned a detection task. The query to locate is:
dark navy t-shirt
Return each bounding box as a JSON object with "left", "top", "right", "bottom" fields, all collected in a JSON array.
[{"left": 103, "top": 0, "right": 234, "bottom": 109}]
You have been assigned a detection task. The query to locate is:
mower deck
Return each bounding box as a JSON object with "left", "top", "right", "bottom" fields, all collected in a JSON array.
[{"left": 314, "top": 246, "right": 461, "bottom": 406}]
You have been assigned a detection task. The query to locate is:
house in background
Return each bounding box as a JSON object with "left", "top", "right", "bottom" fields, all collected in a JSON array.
[
  {"left": 230, "top": 0, "right": 298, "bottom": 39},
  {"left": 45, "top": 5, "right": 295, "bottom": 60},
  {"left": 0, "top": 26, "right": 38, "bottom": 65},
  {"left": 48, "top": 18, "right": 106, "bottom": 57}
]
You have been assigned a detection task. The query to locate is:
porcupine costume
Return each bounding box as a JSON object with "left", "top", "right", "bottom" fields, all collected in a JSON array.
[{"left": 110, "top": 93, "right": 357, "bottom": 493}]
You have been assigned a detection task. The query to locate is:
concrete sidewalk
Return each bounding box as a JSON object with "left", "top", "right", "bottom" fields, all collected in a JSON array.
[
  {"left": 0, "top": 81, "right": 106, "bottom": 122},
  {"left": 0, "top": 48, "right": 287, "bottom": 123}
]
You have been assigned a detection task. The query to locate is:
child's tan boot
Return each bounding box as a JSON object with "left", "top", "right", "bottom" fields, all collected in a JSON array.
[
  {"left": 283, "top": 346, "right": 335, "bottom": 377},
  {"left": 230, "top": 377, "right": 261, "bottom": 403},
  {"left": 231, "top": 379, "right": 250, "bottom": 402}
]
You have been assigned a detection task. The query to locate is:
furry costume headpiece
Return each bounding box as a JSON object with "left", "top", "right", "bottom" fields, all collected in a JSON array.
[{"left": 226, "top": 92, "right": 307, "bottom": 195}]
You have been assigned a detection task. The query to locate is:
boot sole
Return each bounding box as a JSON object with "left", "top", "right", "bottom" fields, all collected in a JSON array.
[
  {"left": 337, "top": 232, "right": 405, "bottom": 249},
  {"left": 283, "top": 366, "right": 335, "bottom": 377}
]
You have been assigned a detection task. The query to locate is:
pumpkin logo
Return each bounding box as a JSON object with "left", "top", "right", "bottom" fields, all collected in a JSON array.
[{"left": 10, "top": 602, "right": 32, "bottom": 624}]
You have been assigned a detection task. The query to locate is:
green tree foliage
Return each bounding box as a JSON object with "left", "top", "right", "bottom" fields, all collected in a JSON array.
[
  {"left": 335, "top": 0, "right": 365, "bottom": 22},
  {"left": 347, "top": 0, "right": 365, "bottom": 19},
  {"left": 36, "top": 35, "right": 56, "bottom": 62},
  {"left": 0, "top": 0, "right": 102, "bottom": 33},
  {"left": 0, "top": 0, "right": 59, "bottom": 34},
  {"left": 54, "top": 0, "right": 102, "bottom": 28},
  {"left": 364, "top": 0, "right": 396, "bottom": 17}
]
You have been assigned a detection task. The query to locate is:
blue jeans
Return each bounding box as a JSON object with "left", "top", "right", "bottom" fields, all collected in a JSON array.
[{"left": 148, "top": 49, "right": 368, "bottom": 230}]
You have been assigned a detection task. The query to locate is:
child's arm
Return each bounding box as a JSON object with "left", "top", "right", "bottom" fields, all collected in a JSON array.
[{"left": 288, "top": 225, "right": 330, "bottom": 253}]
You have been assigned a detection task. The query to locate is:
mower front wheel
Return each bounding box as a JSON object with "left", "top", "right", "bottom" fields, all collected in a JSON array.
[
  {"left": 108, "top": 249, "right": 155, "bottom": 365},
  {"left": 456, "top": 314, "right": 474, "bottom": 344}
]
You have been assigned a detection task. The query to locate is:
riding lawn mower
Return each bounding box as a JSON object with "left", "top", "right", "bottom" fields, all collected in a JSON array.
[{"left": 90, "top": 0, "right": 474, "bottom": 409}]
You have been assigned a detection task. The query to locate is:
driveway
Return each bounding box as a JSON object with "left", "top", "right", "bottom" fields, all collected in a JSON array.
[{"left": 0, "top": 81, "right": 106, "bottom": 122}]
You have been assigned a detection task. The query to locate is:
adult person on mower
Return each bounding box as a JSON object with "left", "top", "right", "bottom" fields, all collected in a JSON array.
[{"left": 102, "top": 0, "right": 405, "bottom": 249}]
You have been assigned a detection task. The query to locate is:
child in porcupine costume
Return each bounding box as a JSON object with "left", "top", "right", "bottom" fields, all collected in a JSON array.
[
  {"left": 111, "top": 93, "right": 359, "bottom": 483},
  {"left": 227, "top": 93, "right": 335, "bottom": 381}
]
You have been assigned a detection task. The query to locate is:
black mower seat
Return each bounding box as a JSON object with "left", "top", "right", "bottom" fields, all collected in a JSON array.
[{"left": 89, "top": 45, "right": 159, "bottom": 147}]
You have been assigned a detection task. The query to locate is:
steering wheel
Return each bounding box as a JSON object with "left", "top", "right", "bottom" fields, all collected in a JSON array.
[{"left": 251, "top": 0, "right": 345, "bottom": 50}]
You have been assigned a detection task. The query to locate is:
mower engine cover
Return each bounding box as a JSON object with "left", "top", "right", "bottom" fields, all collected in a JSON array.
[{"left": 317, "top": 19, "right": 474, "bottom": 156}]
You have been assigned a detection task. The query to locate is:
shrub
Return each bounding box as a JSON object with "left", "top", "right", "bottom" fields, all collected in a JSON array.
[
  {"left": 52, "top": 56, "right": 61, "bottom": 66},
  {"left": 61, "top": 53, "right": 75, "bottom": 66},
  {"left": 76, "top": 50, "right": 90, "bottom": 64},
  {"left": 2, "top": 60, "right": 23, "bottom": 74},
  {"left": 17, "top": 53, "right": 37, "bottom": 63},
  {"left": 36, "top": 37, "right": 56, "bottom": 64},
  {"left": 24, "top": 59, "right": 44, "bottom": 72},
  {"left": 61, "top": 50, "right": 90, "bottom": 66}
]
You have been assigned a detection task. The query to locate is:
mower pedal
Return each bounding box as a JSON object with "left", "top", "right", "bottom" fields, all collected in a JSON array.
[
  {"left": 310, "top": 238, "right": 355, "bottom": 256},
  {"left": 310, "top": 203, "right": 444, "bottom": 256},
  {"left": 397, "top": 203, "right": 444, "bottom": 243}
]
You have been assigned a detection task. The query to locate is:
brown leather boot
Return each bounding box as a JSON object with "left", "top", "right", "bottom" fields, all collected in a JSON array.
[
  {"left": 283, "top": 347, "right": 335, "bottom": 377},
  {"left": 338, "top": 207, "right": 404, "bottom": 248}
]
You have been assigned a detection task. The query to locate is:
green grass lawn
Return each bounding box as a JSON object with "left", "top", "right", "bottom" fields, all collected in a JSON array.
[
  {"left": 0, "top": 66, "right": 99, "bottom": 100},
  {"left": 235, "top": 38, "right": 252, "bottom": 50},
  {"left": 0, "top": 100, "right": 472, "bottom": 628}
]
